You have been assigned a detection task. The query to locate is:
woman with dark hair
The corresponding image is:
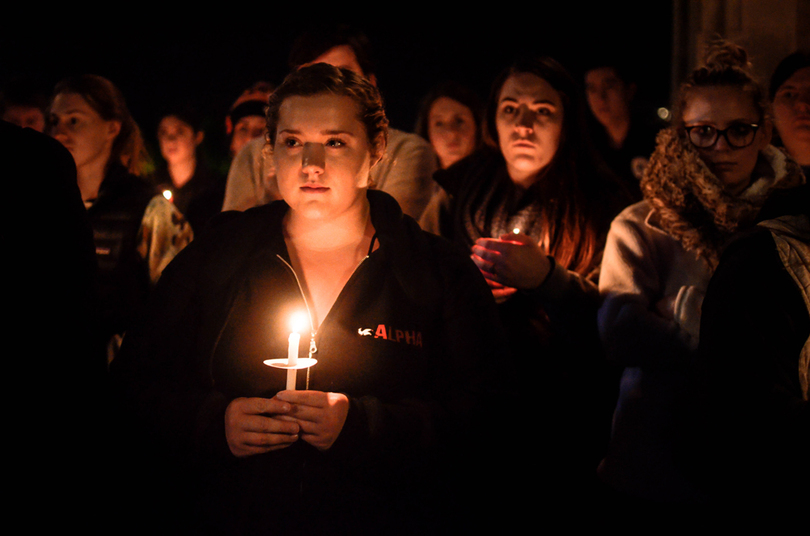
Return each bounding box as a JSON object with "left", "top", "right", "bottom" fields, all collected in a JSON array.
[
  {"left": 111, "top": 63, "right": 502, "bottom": 534},
  {"left": 414, "top": 81, "right": 483, "bottom": 169},
  {"left": 48, "top": 74, "right": 192, "bottom": 360},
  {"left": 770, "top": 50, "right": 810, "bottom": 170},
  {"left": 597, "top": 41, "right": 805, "bottom": 505},
  {"left": 154, "top": 105, "right": 225, "bottom": 233},
  {"left": 419, "top": 56, "right": 630, "bottom": 503}
]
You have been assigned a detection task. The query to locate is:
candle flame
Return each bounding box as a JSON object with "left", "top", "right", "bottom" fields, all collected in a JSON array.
[
  {"left": 162, "top": 189, "right": 173, "bottom": 202},
  {"left": 512, "top": 227, "right": 520, "bottom": 234},
  {"left": 290, "top": 312, "right": 308, "bottom": 333}
]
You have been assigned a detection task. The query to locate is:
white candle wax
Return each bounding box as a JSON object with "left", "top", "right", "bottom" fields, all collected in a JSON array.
[{"left": 286, "top": 332, "right": 300, "bottom": 390}]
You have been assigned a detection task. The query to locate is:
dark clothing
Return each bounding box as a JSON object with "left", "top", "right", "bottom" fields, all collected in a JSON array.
[
  {"left": 426, "top": 147, "right": 626, "bottom": 508},
  {"left": 153, "top": 159, "right": 225, "bottom": 235},
  {"left": 589, "top": 114, "right": 660, "bottom": 202},
  {"left": 87, "top": 164, "right": 157, "bottom": 345},
  {"left": 690, "top": 183, "right": 810, "bottom": 510},
  {"left": 1, "top": 121, "right": 108, "bottom": 530},
  {"left": 111, "top": 190, "right": 504, "bottom": 535}
]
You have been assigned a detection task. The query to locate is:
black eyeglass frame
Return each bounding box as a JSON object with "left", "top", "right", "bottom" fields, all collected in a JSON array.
[{"left": 683, "top": 123, "right": 761, "bottom": 149}]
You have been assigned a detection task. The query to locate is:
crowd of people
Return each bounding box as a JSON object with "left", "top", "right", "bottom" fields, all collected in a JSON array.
[{"left": 3, "top": 24, "right": 809, "bottom": 534}]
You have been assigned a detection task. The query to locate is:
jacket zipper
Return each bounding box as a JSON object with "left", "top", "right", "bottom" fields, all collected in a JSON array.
[
  {"left": 275, "top": 251, "right": 370, "bottom": 501},
  {"left": 276, "top": 254, "right": 318, "bottom": 365},
  {"left": 275, "top": 252, "right": 371, "bottom": 372}
]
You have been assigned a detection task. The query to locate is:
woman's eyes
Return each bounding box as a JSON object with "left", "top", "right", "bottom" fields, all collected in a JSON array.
[
  {"left": 778, "top": 89, "right": 797, "bottom": 100},
  {"left": 728, "top": 124, "right": 755, "bottom": 136},
  {"left": 431, "top": 117, "right": 469, "bottom": 129},
  {"left": 281, "top": 138, "right": 346, "bottom": 148},
  {"left": 501, "top": 105, "right": 553, "bottom": 117},
  {"left": 282, "top": 137, "right": 300, "bottom": 148}
]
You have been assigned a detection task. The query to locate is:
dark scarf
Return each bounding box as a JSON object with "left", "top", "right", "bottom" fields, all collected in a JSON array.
[{"left": 439, "top": 149, "right": 549, "bottom": 248}]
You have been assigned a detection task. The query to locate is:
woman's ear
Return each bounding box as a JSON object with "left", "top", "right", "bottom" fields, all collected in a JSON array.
[
  {"left": 370, "top": 133, "right": 386, "bottom": 168},
  {"left": 107, "top": 120, "right": 121, "bottom": 141},
  {"left": 195, "top": 130, "right": 205, "bottom": 146}
]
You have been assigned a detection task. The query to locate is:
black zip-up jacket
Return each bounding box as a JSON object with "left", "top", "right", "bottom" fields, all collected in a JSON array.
[
  {"left": 88, "top": 164, "right": 157, "bottom": 341},
  {"left": 111, "top": 190, "right": 505, "bottom": 535}
]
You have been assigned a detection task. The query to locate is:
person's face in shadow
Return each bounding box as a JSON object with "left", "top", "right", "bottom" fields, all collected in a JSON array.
[
  {"left": 773, "top": 66, "right": 810, "bottom": 166},
  {"left": 427, "top": 96, "right": 477, "bottom": 169}
]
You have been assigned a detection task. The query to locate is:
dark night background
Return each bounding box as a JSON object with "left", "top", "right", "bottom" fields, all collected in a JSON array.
[{"left": 1, "top": 4, "right": 674, "bottom": 164}]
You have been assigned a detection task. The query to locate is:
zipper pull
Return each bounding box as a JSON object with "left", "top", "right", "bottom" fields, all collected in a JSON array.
[{"left": 308, "top": 333, "right": 317, "bottom": 358}]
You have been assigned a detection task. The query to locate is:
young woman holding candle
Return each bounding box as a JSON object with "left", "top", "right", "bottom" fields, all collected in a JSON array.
[
  {"left": 111, "top": 63, "right": 504, "bottom": 534},
  {"left": 418, "top": 56, "right": 630, "bottom": 503},
  {"left": 596, "top": 41, "right": 805, "bottom": 506}
]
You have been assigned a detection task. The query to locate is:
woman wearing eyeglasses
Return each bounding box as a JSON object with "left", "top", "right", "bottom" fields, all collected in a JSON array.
[{"left": 595, "top": 41, "right": 805, "bottom": 505}]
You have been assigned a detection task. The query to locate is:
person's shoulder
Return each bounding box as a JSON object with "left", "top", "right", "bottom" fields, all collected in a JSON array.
[
  {"left": 370, "top": 189, "right": 466, "bottom": 259},
  {"left": 611, "top": 199, "right": 652, "bottom": 226},
  {"left": 211, "top": 200, "right": 284, "bottom": 235},
  {"left": 433, "top": 146, "right": 502, "bottom": 194},
  {"left": 387, "top": 127, "right": 432, "bottom": 152},
  {"left": 605, "top": 200, "right": 666, "bottom": 250}
]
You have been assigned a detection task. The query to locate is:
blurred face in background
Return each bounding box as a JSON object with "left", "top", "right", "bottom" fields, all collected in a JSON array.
[
  {"left": 3, "top": 105, "right": 45, "bottom": 132},
  {"left": 427, "top": 96, "right": 477, "bottom": 168},
  {"left": 496, "top": 72, "right": 564, "bottom": 188},
  {"left": 49, "top": 92, "right": 120, "bottom": 174},
  {"left": 585, "top": 67, "right": 633, "bottom": 132},
  {"left": 230, "top": 114, "right": 266, "bottom": 157},
  {"left": 772, "top": 66, "right": 810, "bottom": 165},
  {"left": 158, "top": 115, "right": 202, "bottom": 166},
  {"left": 301, "top": 45, "right": 377, "bottom": 87}
]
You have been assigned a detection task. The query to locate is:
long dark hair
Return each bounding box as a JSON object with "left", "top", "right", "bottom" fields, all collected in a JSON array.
[
  {"left": 51, "top": 74, "right": 150, "bottom": 177},
  {"left": 485, "top": 57, "right": 623, "bottom": 277}
]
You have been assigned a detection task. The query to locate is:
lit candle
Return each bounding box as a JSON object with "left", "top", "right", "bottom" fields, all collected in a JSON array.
[
  {"left": 162, "top": 189, "right": 173, "bottom": 202},
  {"left": 512, "top": 227, "right": 520, "bottom": 235},
  {"left": 286, "top": 313, "right": 307, "bottom": 390}
]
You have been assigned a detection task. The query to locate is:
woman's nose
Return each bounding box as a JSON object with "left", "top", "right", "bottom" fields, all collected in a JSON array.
[
  {"left": 51, "top": 121, "right": 68, "bottom": 143},
  {"left": 515, "top": 106, "right": 534, "bottom": 132},
  {"left": 713, "top": 131, "right": 733, "bottom": 151},
  {"left": 301, "top": 142, "right": 325, "bottom": 177},
  {"left": 796, "top": 91, "right": 810, "bottom": 111}
]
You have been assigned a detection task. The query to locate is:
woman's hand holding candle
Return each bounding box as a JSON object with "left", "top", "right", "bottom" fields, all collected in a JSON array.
[
  {"left": 224, "top": 397, "right": 300, "bottom": 457},
  {"left": 275, "top": 390, "right": 350, "bottom": 451},
  {"left": 471, "top": 232, "right": 551, "bottom": 292}
]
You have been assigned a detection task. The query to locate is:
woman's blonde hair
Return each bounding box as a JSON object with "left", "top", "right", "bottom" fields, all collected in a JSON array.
[{"left": 641, "top": 40, "right": 773, "bottom": 267}]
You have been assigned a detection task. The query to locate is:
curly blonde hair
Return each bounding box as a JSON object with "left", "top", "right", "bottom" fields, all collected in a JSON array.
[
  {"left": 641, "top": 128, "right": 766, "bottom": 268},
  {"left": 642, "top": 40, "right": 799, "bottom": 268}
]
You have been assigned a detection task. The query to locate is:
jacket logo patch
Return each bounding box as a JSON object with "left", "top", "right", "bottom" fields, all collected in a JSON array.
[{"left": 358, "top": 325, "right": 422, "bottom": 347}]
